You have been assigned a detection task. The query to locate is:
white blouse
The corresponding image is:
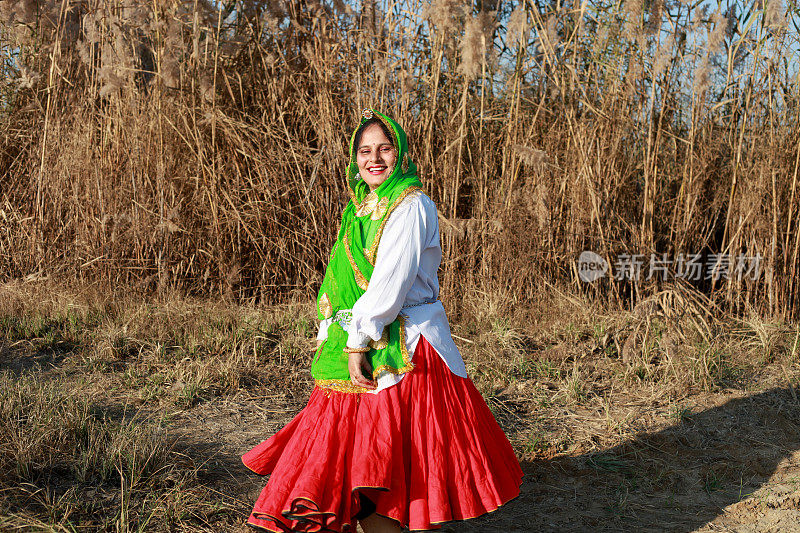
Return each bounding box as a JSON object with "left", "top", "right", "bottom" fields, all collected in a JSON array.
[{"left": 316, "top": 190, "right": 468, "bottom": 393}]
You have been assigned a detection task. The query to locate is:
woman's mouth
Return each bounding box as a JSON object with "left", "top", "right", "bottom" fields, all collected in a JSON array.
[{"left": 367, "top": 165, "right": 387, "bottom": 175}]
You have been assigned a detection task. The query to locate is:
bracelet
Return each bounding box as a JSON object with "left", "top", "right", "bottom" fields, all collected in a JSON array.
[{"left": 343, "top": 346, "right": 370, "bottom": 354}]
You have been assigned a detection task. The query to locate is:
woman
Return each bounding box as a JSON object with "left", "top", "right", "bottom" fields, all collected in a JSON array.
[{"left": 242, "top": 110, "right": 522, "bottom": 532}]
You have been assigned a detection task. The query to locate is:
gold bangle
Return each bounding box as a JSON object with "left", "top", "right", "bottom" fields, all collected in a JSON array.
[{"left": 343, "top": 346, "right": 370, "bottom": 354}]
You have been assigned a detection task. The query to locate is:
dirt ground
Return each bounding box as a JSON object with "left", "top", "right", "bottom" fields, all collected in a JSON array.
[
  {"left": 3, "top": 285, "right": 800, "bottom": 532},
  {"left": 167, "top": 383, "right": 800, "bottom": 533}
]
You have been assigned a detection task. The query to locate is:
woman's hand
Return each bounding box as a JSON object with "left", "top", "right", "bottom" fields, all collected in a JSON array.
[{"left": 348, "top": 351, "right": 376, "bottom": 390}]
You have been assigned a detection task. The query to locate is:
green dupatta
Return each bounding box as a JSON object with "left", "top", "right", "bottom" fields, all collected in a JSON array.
[{"left": 312, "top": 110, "right": 423, "bottom": 393}]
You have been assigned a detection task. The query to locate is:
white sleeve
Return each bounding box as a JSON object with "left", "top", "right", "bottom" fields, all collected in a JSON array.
[
  {"left": 346, "top": 195, "right": 433, "bottom": 348},
  {"left": 316, "top": 317, "right": 332, "bottom": 341}
]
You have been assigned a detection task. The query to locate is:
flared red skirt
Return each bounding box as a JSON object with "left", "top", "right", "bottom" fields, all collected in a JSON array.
[{"left": 241, "top": 335, "right": 523, "bottom": 532}]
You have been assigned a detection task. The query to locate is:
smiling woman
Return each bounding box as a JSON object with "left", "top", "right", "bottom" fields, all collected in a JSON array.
[
  {"left": 354, "top": 119, "right": 398, "bottom": 192},
  {"left": 241, "top": 110, "right": 522, "bottom": 533}
]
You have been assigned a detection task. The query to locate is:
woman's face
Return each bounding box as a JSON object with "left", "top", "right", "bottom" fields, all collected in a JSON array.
[{"left": 356, "top": 123, "right": 397, "bottom": 192}]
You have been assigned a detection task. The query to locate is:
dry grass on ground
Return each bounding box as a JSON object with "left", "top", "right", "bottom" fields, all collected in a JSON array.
[{"left": 1, "top": 280, "right": 799, "bottom": 531}]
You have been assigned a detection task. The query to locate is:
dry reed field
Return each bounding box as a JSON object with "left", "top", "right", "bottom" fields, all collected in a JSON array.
[
  {"left": 0, "top": 0, "right": 798, "bottom": 318},
  {"left": 2, "top": 0, "right": 800, "bottom": 531}
]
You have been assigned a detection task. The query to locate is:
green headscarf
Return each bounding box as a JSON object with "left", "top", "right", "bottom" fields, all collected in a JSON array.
[{"left": 312, "top": 110, "right": 423, "bottom": 393}]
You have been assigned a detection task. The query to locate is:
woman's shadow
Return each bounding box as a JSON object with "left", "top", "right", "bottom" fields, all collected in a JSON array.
[{"left": 458, "top": 387, "right": 800, "bottom": 532}]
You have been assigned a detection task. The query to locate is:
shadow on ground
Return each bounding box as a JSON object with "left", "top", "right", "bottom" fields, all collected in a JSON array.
[
  {"left": 0, "top": 339, "right": 76, "bottom": 376},
  {"left": 454, "top": 387, "right": 800, "bottom": 532}
]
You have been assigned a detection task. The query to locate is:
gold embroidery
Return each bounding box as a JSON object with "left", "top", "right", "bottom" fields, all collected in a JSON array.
[
  {"left": 369, "top": 197, "right": 389, "bottom": 221},
  {"left": 365, "top": 187, "right": 423, "bottom": 265},
  {"left": 368, "top": 326, "right": 390, "bottom": 350},
  {"left": 356, "top": 193, "right": 390, "bottom": 221},
  {"left": 318, "top": 293, "right": 333, "bottom": 319},
  {"left": 356, "top": 192, "right": 380, "bottom": 218},
  {"left": 316, "top": 379, "right": 372, "bottom": 394},
  {"left": 343, "top": 230, "right": 369, "bottom": 290}
]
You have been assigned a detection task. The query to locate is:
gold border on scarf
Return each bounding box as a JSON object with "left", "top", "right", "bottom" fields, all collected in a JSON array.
[
  {"left": 375, "top": 113, "right": 401, "bottom": 151},
  {"left": 343, "top": 230, "right": 369, "bottom": 291},
  {"left": 348, "top": 185, "right": 360, "bottom": 210},
  {"left": 364, "top": 186, "right": 423, "bottom": 265},
  {"left": 371, "top": 315, "right": 414, "bottom": 377},
  {"left": 315, "top": 379, "right": 374, "bottom": 394}
]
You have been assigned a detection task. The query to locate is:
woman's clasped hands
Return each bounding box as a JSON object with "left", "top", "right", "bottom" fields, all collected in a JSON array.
[{"left": 348, "top": 351, "right": 377, "bottom": 390}]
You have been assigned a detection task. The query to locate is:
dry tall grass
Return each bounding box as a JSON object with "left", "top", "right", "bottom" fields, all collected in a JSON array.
[{"left": 0, "top": 0, "right": 798, "bottom": 320}]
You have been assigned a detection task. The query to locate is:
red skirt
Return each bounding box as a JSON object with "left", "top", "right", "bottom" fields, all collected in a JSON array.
[{"left": 241, "top": 335, "right": 523, "bottom": 532}]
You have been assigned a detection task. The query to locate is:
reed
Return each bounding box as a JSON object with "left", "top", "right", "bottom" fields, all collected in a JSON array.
[{"left": 0, "top": 0, "right": 798, "bottom": 320}]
